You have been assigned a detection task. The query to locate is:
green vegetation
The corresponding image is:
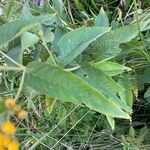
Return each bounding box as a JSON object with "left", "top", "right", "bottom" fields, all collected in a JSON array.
[{"left": 0, "top": 0, "right": 150, "bottom": 149}]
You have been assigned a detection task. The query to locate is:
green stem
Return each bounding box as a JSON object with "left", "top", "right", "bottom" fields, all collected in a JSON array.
[
  {"left": 133, "top": 0, "right": 150, "bottom": 62},
  {"left": 42, "top": 40, "right": 57, "bottom": 66},
  {"left": 39, "top": 30, "right": 57, "bottom": 66},
  {"left": 0, "top": 51, "right": 26, "bottom": 99},
  {"left": 0, "top": 51, "right": 25, "bottom": 68},
  {"left": 15, "top": 68, "right": 26, "bottom": 100},
  {"left": 0, "top": 66, "right": 24, "bottom": 71}
]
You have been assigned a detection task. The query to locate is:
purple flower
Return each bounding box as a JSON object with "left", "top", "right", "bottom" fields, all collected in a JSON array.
[{"left": 34, "top": 0, "right": 42, "bottom": 6}]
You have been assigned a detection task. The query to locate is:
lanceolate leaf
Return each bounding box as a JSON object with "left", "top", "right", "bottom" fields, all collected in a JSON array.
[
  {"left": 57, "top": 27, "right": 111, "bottom": 66},
  {"left": 93, "top": 61, "right": 132, "bottom": 76},
  {"left": 45, "top": 96, "right": 56, "bottom": 114},
  {"left": 118, "top": 76, "right": 133, "bottom": 108},
  {"left": 76, "top": 63, "right": 132, "bottom": 113},
  {"left": 144, "top": 88, "right": 150, "bottom": 98},
  {"left": 25, "top": 61, "right": 130, "bottom": 119},
  {"left": 94, "top": 7, "right": 109, "bottom": 27},
  {"left": 52, "top": 0, "right": 65, "bottom": 15},
  {"left": 52, "top": 27, "right": 67, "bottom": 54},
  {"left": 96, "top": 21, "right": 150, "bottom": 60},
  {"left": 0, "top": 14, "right": 55, "bottom": 47},
  {"left": 106, "top": 115, "right": 115, "bottom": 130}
]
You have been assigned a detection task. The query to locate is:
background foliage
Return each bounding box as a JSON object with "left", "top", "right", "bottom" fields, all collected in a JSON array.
[{"left": 0, "top": 0, "right": 150, "bottom": 149}]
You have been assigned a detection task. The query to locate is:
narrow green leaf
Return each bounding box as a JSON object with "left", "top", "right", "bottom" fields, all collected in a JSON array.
[
  {"left": 93, "top": 61, "right": 132, "bottom": 76},
  {"left": 144, "top": 87, "right": 150, "bottom": 98},
  {"left": 129, "top": 126, "right": 135, "bottom": 138},
  {"left": 0, "top": 15, "right": 55, "bottom": 47},
  {"left": 52, "top": 27, "right": 67, "bottom": 53},
  {"left": 45, "top": 96, "right": 56, "bottom": 114},
  {"left": 96, "top": 21, "right": 150, "bottom": 60},
  {"left": 57, "top": 27, "right": 111, "bottom": 66},
  {"left": 106, "top": 115, "right": 115, "bottom": 130},
  {"left": 94, "top": 7, "right": 109, "bottom": 27},
  {"left": 76, "top": 63, "right": 132, "bottom": 113},
  {"left": 52, "top": 0, "right": 65, "bottom": 15},
  {"left": 136, "top": 126, "right": 148, "bottom": 144},
  {"left": 118, "top": 76, "right": 133, "bottom": 108},
  {"left": 22, "top": 1, "right": 32, "bottom": 19},
  {"left": 25, "top": 61, "right": 130, "bottom": 119}
]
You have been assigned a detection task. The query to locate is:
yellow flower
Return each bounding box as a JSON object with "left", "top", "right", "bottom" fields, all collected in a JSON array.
[
  {"left": 0, "top": 133, "right": 19, "bottom": 150},
  {"left": 2, "top": 135, "right": 19, "bottom": 150},
  {"left": 7, "top": 140, "right": 19, "bottom": 150},
  {"left": 0, "top": 121, "right": 19, "bottom": 150},
  {"left": 5, "top": 98, "right": 16, "bottom": 109},
  {"left": 0, "top": 132, "right": 4, "bottom": 147},
  {"left": 1, "top": 121, "right": 16, "bottom": 135},
  {"left": 3, "top": 135, "right": 12, "bottom": 147},
  {"left": 18, "top": 110, "right": 27, "bottom": 120},
  {"left": 12, "top": 105, "right": 22, "bottom": 114}
]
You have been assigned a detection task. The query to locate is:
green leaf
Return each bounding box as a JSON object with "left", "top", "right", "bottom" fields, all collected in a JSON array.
[
  {"left": 96, "top": 21, "right": 150, "bottom": 60},
  {"left": 141, "top": 67, "right": 150, "bottom": 83},
  {"left": 136, "top": 126, "right": 148, "bottom": 144},
  {"left": 94, "top": 7, "right": 109, "bottom": 27},
  {"left": 22, "top": 1, "right": 32, "bottom": 19},
  {"left": 25, "top": 61, "right": 130, "bottom": 119},
  {"left": 7, "top": 46, "right": 23, "bottom": 66},
  {"left": 0, "top": 15, "right": 55, "bottom": 47},
  {"left": 52, "top": 27, "right": 67, "bottom": 53},
  {"left": 52, "top": 0, "right": 65, "bottom": 15},
  {"left": 106, "top": 115, "right": 115, "bottom": 130},
  {"left": 144, "top": 87, "right": 150, "bottom": 98},
  {"left": 57, "top": 27, "right": 111, "bottom": 66},
  {"left": 118, "top": 76, "right": 133, "bottom": 108},
  {"left": 76, "top": 63, "right": 132, "bottom": 113},
  {"left": 92, "top": 61, "right": 132, "bottom": 76},
  {"left": 129, "top": 126, "right": 135, "bottom": 138},
  {"left": 44, "top": 28, "right": 54, "bottom": 43},
  {"left": 45, "top": 96, "right": 56, "bottom": 114},
  {"left": 21, "top": 32, "right": 39, "bottom": 50}
]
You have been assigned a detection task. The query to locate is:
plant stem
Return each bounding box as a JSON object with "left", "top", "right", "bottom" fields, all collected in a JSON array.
[
  {"left": 0, "top": 51, "right": 25, "bottom": 68},
  {"left": 15, "top": 68, "right": 26, "bottom": 100},
  {"left": 133, "top": 0, "right": 150, "bottom": 62}
]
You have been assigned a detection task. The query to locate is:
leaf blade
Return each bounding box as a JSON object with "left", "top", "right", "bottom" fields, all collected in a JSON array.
[
  {"left": 57, "top": 27, "right": 111, "bottom": 66},
  {"left": 93, "top": 61, "right": 132, "bottom": 76},
  {"left": 94, "top": 7, "right": 109, "bottom": 27},
  {"left": 25, "top": 61, "right": 130, "bottom": 119},
  {"left": 96, "top": 21, "right": 150, "bottom": 60},
  {"left": 0, "top": 14, "right": 55, "bottom": 47}
]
